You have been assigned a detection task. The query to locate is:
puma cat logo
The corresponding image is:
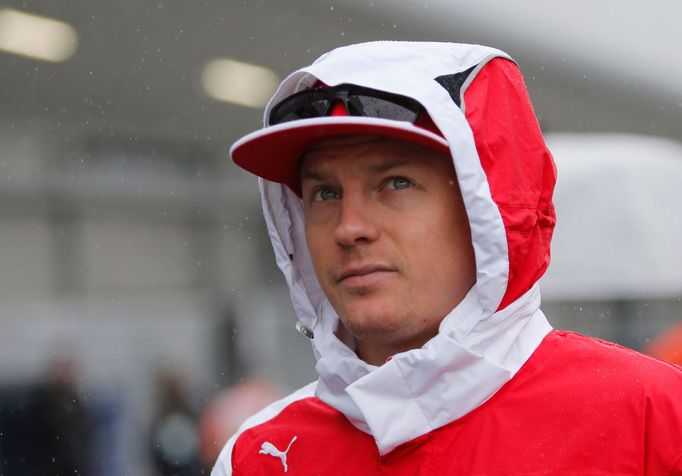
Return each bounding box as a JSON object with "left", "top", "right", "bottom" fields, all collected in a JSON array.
[{"left": 259, "top": 435, "right": 298, "bottom": 472}]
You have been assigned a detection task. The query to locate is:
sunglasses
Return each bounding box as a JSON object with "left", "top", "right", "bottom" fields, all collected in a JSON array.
[{"left": 268, "top": 84, "right": 423, "bottom": 126}]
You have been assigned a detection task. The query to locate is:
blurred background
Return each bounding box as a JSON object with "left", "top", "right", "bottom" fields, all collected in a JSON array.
[{"left": 0, "top": 0, "right": 680, "bottom": 474}]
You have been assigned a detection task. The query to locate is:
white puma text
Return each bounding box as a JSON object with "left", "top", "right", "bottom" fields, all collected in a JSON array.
[{"left": 259, "top": 435, "right": 298, "bottom": 472}]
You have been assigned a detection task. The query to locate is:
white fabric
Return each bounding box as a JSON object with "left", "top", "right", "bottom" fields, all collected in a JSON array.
[
  {"left": 315, "top": 285, "right": 551, "bottom": 453},
  {"left": 222, "top": 41, "right": 553, "bottom": 459}
]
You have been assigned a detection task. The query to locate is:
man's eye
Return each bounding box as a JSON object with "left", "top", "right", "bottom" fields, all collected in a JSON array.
[
  {"left": 313, "top": 187, "right": 339, "bottom": 202},
  {"left": 386, "top": 177, "right": 412, "bottom": 190}
]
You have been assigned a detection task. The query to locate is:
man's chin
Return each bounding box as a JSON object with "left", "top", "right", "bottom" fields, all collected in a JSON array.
[{"left": 338, "top": 307, "right": 407, "bottom": 341}]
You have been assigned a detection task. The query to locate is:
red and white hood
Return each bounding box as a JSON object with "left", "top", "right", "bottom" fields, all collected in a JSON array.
[{"left": 258, "top": 41, "right": 556, "bottom": 454}]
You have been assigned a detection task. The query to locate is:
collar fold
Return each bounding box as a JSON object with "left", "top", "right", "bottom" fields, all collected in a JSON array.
[{"left": 315, "top": 286, "right": 551, "bottom": 454}]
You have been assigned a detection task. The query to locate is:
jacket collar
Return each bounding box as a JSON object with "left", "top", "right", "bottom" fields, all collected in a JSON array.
[{"left": 314, "top": 285, "right": 551, "bottom": 454}]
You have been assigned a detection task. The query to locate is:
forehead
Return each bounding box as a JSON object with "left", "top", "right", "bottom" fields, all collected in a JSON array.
[{"left": 299, "top": 135, "right": 451, "bottom": 178}]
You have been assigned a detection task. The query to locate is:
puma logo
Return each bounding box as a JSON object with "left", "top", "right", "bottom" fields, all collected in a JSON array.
[{"left": 259, "top": 436, "right": 298, "bottom": 472}]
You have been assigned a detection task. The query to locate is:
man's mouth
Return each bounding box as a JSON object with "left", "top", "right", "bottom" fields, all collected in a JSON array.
[{"left": 336, "top": 265, "right": 397, "bottom": 287}]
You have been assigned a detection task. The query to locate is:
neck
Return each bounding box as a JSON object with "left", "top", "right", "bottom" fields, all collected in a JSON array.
[{"left": 355, "top": 330, "right": 439, "bottom": 366}]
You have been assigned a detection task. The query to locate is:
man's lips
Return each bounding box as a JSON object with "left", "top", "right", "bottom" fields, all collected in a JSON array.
[{"left": 335, "top": 265, "right": 397, "bottom": 286}]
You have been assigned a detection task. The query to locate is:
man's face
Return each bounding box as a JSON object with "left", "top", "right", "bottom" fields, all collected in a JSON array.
[{"left": 300, "top": 136, "right": 476, "bottom": 364}]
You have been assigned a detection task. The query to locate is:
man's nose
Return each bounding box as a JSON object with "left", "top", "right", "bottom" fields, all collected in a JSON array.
[{"left": 333, "top": 193, "right": 380, "bottom": 247}]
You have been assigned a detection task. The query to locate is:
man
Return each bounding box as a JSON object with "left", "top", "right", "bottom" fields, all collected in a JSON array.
[{"left": 213, "top": 42, "right": 682, "bottom": 475}]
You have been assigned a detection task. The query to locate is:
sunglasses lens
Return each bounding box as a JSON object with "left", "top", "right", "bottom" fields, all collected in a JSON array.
[
  {"left": 348, "top": 88, "right": 421, "bottom": 122},
  {"left": 348, "top": 95, "right": 420, "bottom": 122},
  {"left": 270, "top": 91, "right": 331, "bottom": 124}
]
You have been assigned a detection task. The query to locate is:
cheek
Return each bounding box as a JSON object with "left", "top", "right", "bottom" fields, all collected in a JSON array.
[
  {"left": 402, "top": 206, "right": 472, "bottom": 274},
  {"left": 305, "top": 224, "right": 333, "bottom": 279},
  {"left": 402, "top": 208, "right": 455, "bottom": 247},
  {"left": 305, "top": 225, "right": 319, "bottom": 261}
]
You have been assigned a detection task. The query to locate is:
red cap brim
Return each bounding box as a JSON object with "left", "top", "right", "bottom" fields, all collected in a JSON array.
[{"left": 230, "top": 116, "right": 449, "bottom": 194}]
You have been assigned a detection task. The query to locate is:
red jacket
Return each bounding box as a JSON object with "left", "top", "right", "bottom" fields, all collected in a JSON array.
[
  {"left": 214, "top": 42, "right": 682, "bottom": 475},
  {"left": 224, "top": 331, "right": 682, "bottom": 475}
]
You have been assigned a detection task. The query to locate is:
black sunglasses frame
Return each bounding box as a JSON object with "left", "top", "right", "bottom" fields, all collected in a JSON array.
[{"left": 268, "top": 84, "right": 423, "bottom": 126}]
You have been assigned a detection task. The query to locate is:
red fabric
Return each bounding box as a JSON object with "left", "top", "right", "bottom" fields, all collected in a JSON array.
[
  {"left": 231, "top": 331, "right": 682, "bottom": 475},
  {"left": 463, "top": 58, "right": 557, "bottom": 311}
]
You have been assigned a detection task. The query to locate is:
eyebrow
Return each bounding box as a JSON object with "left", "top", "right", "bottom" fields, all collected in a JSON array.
[
  {"left": 300, "top": 158, "right": 413, "bottom": 183},
  {"left": 299, "top": 167, "right": 325, "bottom": 182},
  {"left": 366, "top": 158, "right": 412, "bottom": 174}
]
